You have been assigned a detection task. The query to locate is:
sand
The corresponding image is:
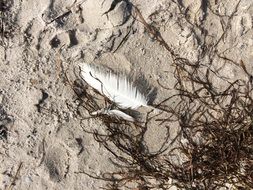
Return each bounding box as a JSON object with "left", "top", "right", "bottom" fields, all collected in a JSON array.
[{"left": 0, "top": 0, "right": 252, "bottom": 189}]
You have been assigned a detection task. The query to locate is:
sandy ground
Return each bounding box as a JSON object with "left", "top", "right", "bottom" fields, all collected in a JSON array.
[{"left": 0, "top": 0, "right": 252, "bottom": 189}]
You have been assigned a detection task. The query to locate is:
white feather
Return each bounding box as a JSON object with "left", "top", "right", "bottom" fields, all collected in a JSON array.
[
  {"left": 91, "top": 108, "right": 135, "bottom": 122},
  {"left": 80, "top": 63, "right": 149, "bottom": 109}
]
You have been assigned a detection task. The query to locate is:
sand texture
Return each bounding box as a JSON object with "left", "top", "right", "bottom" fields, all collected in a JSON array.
[{"left": 0, "top": 0, "right": 253, "bottom": 189}]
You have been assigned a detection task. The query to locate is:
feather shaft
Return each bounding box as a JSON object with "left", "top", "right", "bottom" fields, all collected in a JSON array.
[{"left": 91, "top": 108, "right": 135, "bottom": 122}]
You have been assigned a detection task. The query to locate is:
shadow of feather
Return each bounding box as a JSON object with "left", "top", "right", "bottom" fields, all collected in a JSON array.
[{"left": 133, "top": 74, "right": 158, "bottom": 105}]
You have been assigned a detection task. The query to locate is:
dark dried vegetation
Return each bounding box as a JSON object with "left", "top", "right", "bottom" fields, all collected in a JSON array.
[
  {"left": 69, "top": 1, "right": 253, "bottom": 190},
  {"left": 73, "top": 56, "right": 253, "bottom": 189}
]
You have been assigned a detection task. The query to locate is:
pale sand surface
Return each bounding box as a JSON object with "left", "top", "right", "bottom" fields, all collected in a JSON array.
[{"left": 0, "top": 0, "right": 252, "bottom": 189}]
